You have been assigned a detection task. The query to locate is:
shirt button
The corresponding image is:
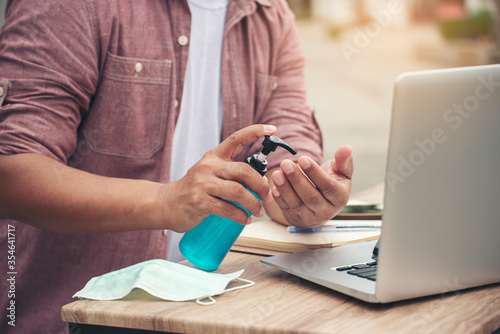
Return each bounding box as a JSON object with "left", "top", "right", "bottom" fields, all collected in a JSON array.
[
  {"left": 273, "top": 82, "right": 278, "bottom": 90},
  {"left": 135, "top": 62, "right": 143, "bottom": 74},
  {"left": 162, "top": 229, "right": 168, "bottom": 237},
  {"left": 178, "top": 35, "right": 189, "bottom": 46},
  {"left": 0, "top": 87, "right": 4, "bottom": 97},
  {"left": 174, "top": 99, "right": 179, "bottom": 108}
]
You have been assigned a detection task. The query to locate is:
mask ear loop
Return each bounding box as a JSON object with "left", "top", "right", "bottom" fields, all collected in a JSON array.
[
  {"left": 222, "top": 277, "right": 255, "bottom": 293},
  {"left": 196, "top": 295, "right": 216, "bottom": 306},
  {"left": 195, "top": 278, "right": 255, "bottom": 306}
]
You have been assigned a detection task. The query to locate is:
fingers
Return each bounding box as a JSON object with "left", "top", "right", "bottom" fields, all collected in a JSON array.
[
  {"left": 270, "top": 149, "right": 354, "bottom": 226},
  {"left": 299, "top": 156, "right": 349, "bottom": 207},
  {"left": 332, "top": 145, "right": 354, "bottom": 180},
  {"left": 214, "top": 161, "right": 273, "bottom": 204},
  {"left": 210, "top": 124, "right": 277, "bottom": 203},
  {"left": 271, "top": 168, "right": 315, "bottom": 224},
  {"left": 208, "top": 198, "right": 254, "bottom": 226},
  {"left": 206, "top": 179, "right": 266, "bottom": 219},
  {"left": 214, "top": 124, "right": 276, "bottom": 161},
  {"left": 272, "top": 160, "right": 335, "bottom": 223}
]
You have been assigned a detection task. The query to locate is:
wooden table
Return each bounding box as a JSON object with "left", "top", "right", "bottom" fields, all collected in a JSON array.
[{"left": 62, "top": 251, "right": 500, "bottom": 334}]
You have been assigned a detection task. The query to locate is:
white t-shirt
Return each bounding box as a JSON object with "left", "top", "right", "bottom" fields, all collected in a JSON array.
[{"left": 167, "top": 0, "right": 229, "bottom": 261}]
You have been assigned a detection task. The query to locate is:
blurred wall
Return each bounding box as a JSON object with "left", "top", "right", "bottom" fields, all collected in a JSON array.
[
  {"left": 311, "top": 0, "right": 409, "bottom": 27},
  {"left": 466, "top": 0, "right": 496, "bottom": 12}
]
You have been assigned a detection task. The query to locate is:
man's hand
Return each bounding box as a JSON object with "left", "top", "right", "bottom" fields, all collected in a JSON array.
[
  {"left": 266, "top": 145, "right": 354, "bottom": 227},
  {"left": 157, "top": 124, "right": 276, "bottom": 232}
]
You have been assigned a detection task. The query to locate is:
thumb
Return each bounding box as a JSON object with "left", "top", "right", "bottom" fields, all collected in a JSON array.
[
  {"left": 215, "top": 124, "right": 277, "bottom": 161},
  {"left": 333, "top": 145, "right": 354, "bottom": 180}
]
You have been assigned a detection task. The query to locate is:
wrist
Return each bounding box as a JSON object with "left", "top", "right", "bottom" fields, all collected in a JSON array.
[{"left": 152, "top": 180, "right": 186, "bottom": 231}]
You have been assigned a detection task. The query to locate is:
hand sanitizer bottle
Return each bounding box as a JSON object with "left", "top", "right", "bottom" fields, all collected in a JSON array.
[{"left": 179, "top": 135, "right": 296, "bottom": 271}]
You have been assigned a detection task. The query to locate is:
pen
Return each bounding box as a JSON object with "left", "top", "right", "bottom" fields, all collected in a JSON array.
[{"left": 287, "top": 225, "right": 381, "bottom": 233}]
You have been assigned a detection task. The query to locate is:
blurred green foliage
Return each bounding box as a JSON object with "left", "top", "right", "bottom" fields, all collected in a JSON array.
[{"left": 438, "top": 9, "right": 495, "bottom": 39}]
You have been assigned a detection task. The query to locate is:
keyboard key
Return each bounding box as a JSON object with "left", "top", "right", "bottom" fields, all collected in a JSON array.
[
  {"left": 339, "top": 262, "right": 378, "bottom": 282},
  {"left": 357, "top": 271, "right": 377, "bottom": 278},
  {"left": 352, "top": 264, "right": 371, "bottom": 269},
  {"left": 336, "top": 266, "right": 353, "bottom": 271},
  {"left": 347, "top": 268, "right": 375, "bottom": 275}
]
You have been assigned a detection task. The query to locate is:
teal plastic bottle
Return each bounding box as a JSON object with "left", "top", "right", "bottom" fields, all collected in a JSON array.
[{"left": 179, "top": 135, "right": 296, "bottom": 271}]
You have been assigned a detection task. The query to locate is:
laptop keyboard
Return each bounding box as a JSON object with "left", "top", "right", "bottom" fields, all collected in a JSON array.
[{"left": 335, "top": 261, "right": 377, "bottom": 281}]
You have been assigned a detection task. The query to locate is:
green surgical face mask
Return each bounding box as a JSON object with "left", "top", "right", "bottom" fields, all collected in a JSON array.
[{"left": 73, "top": 259, "right": 254, "bottom": 305}]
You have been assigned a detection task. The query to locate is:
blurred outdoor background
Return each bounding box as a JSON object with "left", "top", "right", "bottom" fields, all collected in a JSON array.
[
  {"left": 1, "top": 0, "right": 498, "bottom": 196},
  {"left": 287, "top": 0, "right": 500, "bottom": 195}
]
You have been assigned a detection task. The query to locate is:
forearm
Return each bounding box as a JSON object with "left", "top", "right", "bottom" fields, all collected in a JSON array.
[{"left": 0, "top": 153, "right": 164, "bottom": 233}]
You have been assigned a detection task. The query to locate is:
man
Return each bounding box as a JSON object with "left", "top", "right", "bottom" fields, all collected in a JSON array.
[{"left": 0, "top": 0, "right": 353, "bottom": 332}]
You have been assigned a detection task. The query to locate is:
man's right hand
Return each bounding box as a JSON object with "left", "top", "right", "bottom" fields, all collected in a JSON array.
[{"left": 157, "top": 124, "right": 276, "bottom": 232}]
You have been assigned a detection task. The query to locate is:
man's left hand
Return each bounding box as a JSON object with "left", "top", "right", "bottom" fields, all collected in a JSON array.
[{"left": 266, "top": 145, "right": 353, "bottom": 227}]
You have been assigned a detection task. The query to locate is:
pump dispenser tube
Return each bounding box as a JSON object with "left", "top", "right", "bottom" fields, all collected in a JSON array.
[{"left": 179, "top": 135, "right": 297, "bottom": 271}]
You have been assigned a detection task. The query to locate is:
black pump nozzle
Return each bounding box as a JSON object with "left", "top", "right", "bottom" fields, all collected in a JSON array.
[
  {"left": 261, "top": 135, "right": 297, "bottom": 156},
  {"left": 247, "top": 135, "right": 297, "bottom": 176}
]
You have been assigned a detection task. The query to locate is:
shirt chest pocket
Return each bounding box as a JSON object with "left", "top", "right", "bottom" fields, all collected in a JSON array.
[{"left": 84, "top": 52, "right": 172, "bottom": 159}]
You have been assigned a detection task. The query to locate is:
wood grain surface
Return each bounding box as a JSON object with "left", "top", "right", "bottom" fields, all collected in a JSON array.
[{"left": 62, "top": 251, "right": 500, "bottom": 334}]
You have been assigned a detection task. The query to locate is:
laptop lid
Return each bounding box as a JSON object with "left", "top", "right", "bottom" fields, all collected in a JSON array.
[
  {"left": 376, "top": 64, "right": 500, "bottom": 302},
  {"left": 261, "top": 64, "right": 500, "bottom": 304}
]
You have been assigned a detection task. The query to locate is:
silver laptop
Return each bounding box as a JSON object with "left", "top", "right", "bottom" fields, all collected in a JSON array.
[{"left": 261, "top": 64, "right": 500, "bottom": 303}]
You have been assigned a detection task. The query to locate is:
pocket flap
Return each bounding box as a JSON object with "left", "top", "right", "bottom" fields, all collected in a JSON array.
[{"left": 104, "top": 52, "right": 172, "bottom": 85}]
